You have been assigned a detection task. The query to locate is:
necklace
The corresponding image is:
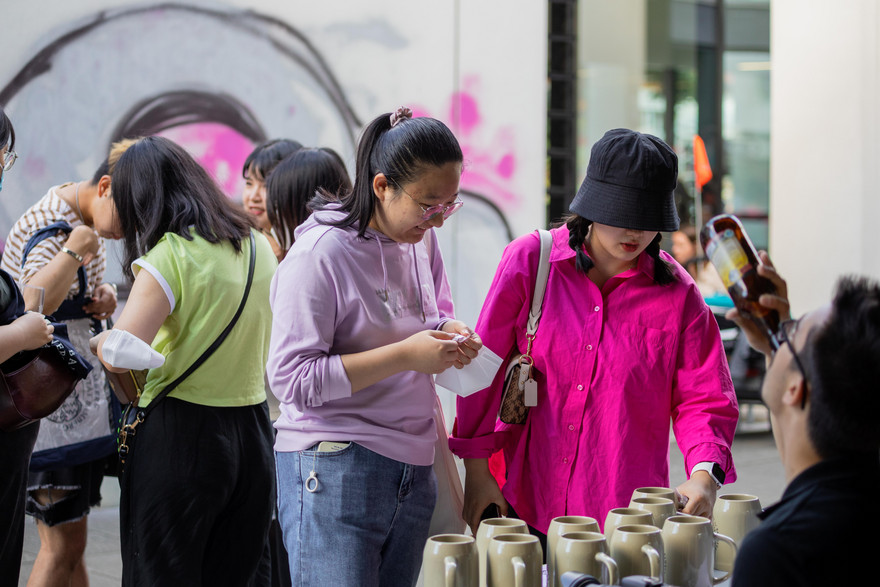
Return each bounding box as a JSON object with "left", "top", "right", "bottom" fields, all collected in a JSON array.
[{"left": 74, "top": 181, "right": 84, "bottom": 223}]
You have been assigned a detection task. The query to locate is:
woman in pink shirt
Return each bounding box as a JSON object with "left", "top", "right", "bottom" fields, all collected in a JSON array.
[{"left": 450, "top": 129, "right": 739, "bottom": 542}]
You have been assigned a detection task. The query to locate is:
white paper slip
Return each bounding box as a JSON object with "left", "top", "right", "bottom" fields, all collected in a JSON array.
[
  {"left": 434, "top": 345, "right": 504, "bottom": 396},
  {"left": 101, "top": 329, "right": 165, "bottom": 370}
]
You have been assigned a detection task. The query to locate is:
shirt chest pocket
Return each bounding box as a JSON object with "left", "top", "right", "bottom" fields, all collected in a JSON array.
[{"left": 606, "top": 320, "right": 677, "bottom": 394}]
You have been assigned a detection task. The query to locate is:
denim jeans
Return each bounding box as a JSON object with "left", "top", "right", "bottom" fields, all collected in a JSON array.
[{"left": 276, "top": 442, "right": 437, "bottom": 587}]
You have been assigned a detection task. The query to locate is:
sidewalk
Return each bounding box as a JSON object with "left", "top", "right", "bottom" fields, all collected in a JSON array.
[{"left": 18, "top": 407, "right": 783, "bottom": 586}]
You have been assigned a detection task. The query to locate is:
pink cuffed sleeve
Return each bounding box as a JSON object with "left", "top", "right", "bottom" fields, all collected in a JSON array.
[
  {"left": 670, "top": 284, "right": 740, "bottom": 483},
  {"left": 449, "top": 233, "right": 539, "bottom": 459}
]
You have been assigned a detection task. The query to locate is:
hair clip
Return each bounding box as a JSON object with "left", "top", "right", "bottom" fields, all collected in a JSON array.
[{"left": 390, "top": 107, "right": 413, "bottom": 128}]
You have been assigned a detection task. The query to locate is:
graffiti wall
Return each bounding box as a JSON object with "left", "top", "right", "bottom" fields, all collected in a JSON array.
[{"left": 2, "top": 0, "right": 547, "bottom": 330}]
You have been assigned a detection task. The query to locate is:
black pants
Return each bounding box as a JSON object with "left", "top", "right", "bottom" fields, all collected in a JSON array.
[
  {"left": 120, "top": 398, "right": 275, "bottom": 586},
  {"left": 0, "top": 421, "right": 39, "bottom": 585},
  {"left": 507, "top": 503, "right": 549, "bottom": 563}
]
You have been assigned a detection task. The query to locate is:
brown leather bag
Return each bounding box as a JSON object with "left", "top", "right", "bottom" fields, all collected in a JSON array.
[{"left": 0, "top": 345, "right": 81, "bottom": 430}]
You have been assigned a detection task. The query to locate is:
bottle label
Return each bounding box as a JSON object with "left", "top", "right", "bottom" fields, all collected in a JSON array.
[{"left": 705, "top": 229, "right": 753, "bottom": 289}]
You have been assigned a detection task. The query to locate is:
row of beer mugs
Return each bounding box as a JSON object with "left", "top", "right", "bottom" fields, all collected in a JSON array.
[{"left": 422, "top": 488, "right": 761, "bottom": 587}]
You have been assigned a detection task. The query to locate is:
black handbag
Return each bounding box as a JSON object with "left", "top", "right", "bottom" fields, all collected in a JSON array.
[{"left": 0, "top": 270, "right": 93, "bottom": 431}]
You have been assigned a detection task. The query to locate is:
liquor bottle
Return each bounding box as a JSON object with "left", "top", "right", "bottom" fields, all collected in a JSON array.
[{"left": 700, "top": 214, "right": 780, "bottom": 349}]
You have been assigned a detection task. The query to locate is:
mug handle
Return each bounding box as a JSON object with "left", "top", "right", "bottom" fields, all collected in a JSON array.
[
  {"left": 641, "top": 544, "right": 662, "bottom": 582},
  {"left": 512, "top": 555, "right": 526, "bottom": 587},
  {"left": 444, "top": 556, "right": 457, "bottom": 587},
  {"left": 596, "top": 552, "right": 618, "bottom": 586},
  {"left": 712, "top": 533, "right": 738, "bottom": 585}
]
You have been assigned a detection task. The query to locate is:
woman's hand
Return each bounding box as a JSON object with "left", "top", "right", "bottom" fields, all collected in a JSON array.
[
  {"left": 65, "top": 225, "right": 100, "bottom": 266},
  {"left": 674, "top": 471, "right": 717, "bottom": 519},
  {"left": 83, "top": 283, "right": 118, "bottom": 320},
  {"left": 441, "top": 320, "right": 484, "bottom": 369},
  {"left": 401, "top": 330, "right": 462, "bottom": 374},
  {"left": 463, "top": 458, "right": 509, "bottom": 534},
  {"left": 725, "top": 251, "right": 791, "bottom": 356},
  {"left": 12, "top": 312, "right": 54, "bottom": 350}
]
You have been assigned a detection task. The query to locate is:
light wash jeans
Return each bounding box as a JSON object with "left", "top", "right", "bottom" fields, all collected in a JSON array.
[{"left": 276, "top": 442, "right": 437, "bottom": 587}]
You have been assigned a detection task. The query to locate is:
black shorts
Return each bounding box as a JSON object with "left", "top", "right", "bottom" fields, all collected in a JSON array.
[{"left": 26, "top": 457, "right": 104, "bottom": 526}]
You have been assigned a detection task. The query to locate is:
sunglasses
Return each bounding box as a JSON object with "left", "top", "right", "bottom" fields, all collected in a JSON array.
[
  {"left": 389, "top": 178, "right": 463, "bottom": 222},
  {"left": 773, "top": 318, "right": 810, "bottom": 409},
  {"left": 2, "top": 149, "right": 18, "bottom": 172}
]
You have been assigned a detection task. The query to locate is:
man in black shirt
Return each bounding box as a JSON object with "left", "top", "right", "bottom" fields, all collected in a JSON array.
[{"left": 727, "top": 256, "right": 880, "bottom": 586}]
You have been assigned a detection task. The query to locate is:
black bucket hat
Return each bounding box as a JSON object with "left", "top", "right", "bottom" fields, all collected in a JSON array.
[{"left": 569, "top": 128, "right": 680, "bottom": 232}]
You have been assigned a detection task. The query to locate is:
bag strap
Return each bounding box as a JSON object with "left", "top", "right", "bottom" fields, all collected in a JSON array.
[
  {"left": 525, "top": 229, "right": 553, "bottom": 335},
  {"left": 141, "top": 231, "right": 257, "bottom": 416}
]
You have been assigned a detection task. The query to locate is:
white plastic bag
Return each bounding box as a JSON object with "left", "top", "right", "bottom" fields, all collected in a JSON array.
[{"left": 428, "top": 392, "right": 466, "bottom": 535}]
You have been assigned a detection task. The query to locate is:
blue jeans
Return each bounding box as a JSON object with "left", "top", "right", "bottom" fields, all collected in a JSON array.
[{"left": 276, "top": 442, "right": 437, "bottom": 587}]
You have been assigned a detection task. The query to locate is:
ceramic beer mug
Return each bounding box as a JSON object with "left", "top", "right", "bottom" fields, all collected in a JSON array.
[
  {"left": 604, "top": 508, "right": 654, "bottom": 542},
  {"left": 712, "top": 493, "right": 761, "bottom": 573},
  {"left": 631, "top": 486, "right": 676, "bottom": 503},
  {"left": 423, "top": 534, "right": 479, "bottom": 587},
  {"left": 609, "top": 524, "right": 664, "bottom": 582},
  {"left": 475, "top": 518, "right": 528, "bottom": 587},
  {"left": 486, "top": 533, "right": 543, "bottom": 587},
  {"left": 555, "top": 531, "right": 619, "bottom": 587},
  {"left": 628, "top": 496, "right": 677, "bottom": 529},
  {"left": 661, "top": 514, "right": 736, "bottom": 587},
  {"left": 546, "top": 515, "right": 601, "bottom": 587}
]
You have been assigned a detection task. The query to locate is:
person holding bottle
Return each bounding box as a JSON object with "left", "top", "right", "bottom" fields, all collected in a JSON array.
[
  {"left": 450, "top": 129, "right": 739, "bottom": 545},
  {"left": 267, "top": 108, "right": 480, "bottom": 586}
]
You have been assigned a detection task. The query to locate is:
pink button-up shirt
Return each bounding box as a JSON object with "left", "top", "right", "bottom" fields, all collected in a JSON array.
[{"left": 449, "top": 226, "right": 738, "bottom": 533}]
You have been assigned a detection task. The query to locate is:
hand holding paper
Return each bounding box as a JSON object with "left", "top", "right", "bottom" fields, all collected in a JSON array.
[{"left": 435, "top": 345, "right": 503, "bottom": 396}]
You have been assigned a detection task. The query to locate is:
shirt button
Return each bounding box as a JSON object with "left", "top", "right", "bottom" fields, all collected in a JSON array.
[
  {"left": 563, "top": 457, "right": 569, "bottom": 464},
  {"left": 594, "top": 306, "right": 600, "bottom": 312},
  {"left": 577, "top": 384, "right": 584, "bottom": 391},
  {"left": 586, "top": 344, "right": 593, "bottom": 351},
  {"left": 568, "top": 424, "right": 575, "bottom": 431}
]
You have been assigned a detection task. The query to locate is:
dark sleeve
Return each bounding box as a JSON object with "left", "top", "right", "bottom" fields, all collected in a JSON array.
[{"left": 732, "top": 528, "right": 801, "bottom": 587}]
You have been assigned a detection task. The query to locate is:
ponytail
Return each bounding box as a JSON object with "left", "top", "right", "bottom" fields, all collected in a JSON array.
[
  {"left": 564, "top": 214, "right": 594, "bottom": 274},
  {"left": 646, "top": 233, "right": 676, "bottom": 285},
  {"left": 311, "top": 109, "right": 462, "bottom": 237}
]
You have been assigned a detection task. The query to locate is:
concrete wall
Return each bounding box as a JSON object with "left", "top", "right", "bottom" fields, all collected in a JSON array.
[
  {"left": 1, "top": 0, "right": 548, "bottom": 328},
  {"left": 771, "top": 0, "right": 880, "bottom": 315}
]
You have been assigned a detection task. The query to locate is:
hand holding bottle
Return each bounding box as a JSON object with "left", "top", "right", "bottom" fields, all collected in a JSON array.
[{"left": 725, "top": 251, "right": 791, "bottom": 356}]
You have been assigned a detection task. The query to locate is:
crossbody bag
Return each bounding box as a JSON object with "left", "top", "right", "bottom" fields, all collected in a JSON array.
[
  {"left": 498, "top": 229, "right": 552, "bottom": 425},
  {"left": 117, "top": 231, "right": 256, "bottom": 465}
]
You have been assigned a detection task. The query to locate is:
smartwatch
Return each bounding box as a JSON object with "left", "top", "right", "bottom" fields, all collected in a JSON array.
[{"left": 691, "top": 462, "right": 725, "bottom": 488}]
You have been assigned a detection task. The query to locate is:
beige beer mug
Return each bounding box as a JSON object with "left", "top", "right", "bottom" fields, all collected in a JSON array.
[
  {"left": 712, "top": 493, "right": 761, "bottom": 573},
  {"left": 546, "top": 515, "right": 600, "bottom": 587},
  {"left": 555, "top": 531, "right": 618, "bottom": 587},
  {"left": 486, "top": 533, "right": 542, "bottom": 587},
  {"left": 662, "top": 514, "right": 736, "bottom": 587},
  {"left": 631, "top": 486, "right": 675, "bottom": 503},
  {"left": 603, "top": 508, "right": 653, "bottom": 542},
  {"left": 475, "top": 518, "right": 528, "bottom": 587},
  {"left": 423, "top": 534, "right": 479, "bottom": 587},
  {"left": 609, "top": 524, "right": 664, "bottom": 581},
  {"left": 628, "top": 496, "right": 677, "bottom": 529}
]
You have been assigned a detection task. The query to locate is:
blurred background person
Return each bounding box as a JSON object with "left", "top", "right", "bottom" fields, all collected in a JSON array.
[
  {"left": 241, "top": 138, "right": 303, "bottom": 261},
  {"left": 264, "top": 146, "right": 351, "bottom": 259}
]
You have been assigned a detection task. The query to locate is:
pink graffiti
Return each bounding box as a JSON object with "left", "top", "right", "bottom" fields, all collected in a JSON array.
[
  {"left": 158, "top": 123, "right": 253, "bottom": 198},
  {"left": 412, "top": 79, "right": 520, "bottom": 207}
]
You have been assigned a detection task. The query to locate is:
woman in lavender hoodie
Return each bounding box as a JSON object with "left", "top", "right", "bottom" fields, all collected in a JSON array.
[{"left": 267, "top": 107, "right": 481, "bottom": 587}]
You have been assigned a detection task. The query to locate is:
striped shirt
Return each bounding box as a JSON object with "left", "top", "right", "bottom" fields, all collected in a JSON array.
[{"left": 0, "top": 184, "right": 106, "bottom": 296}]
